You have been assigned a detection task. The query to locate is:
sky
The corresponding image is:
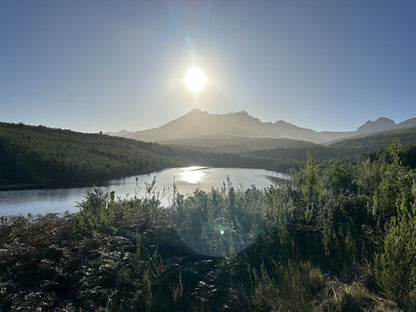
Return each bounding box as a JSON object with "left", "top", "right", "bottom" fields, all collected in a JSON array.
[{"left": 1, "top": 0, "right": 415, "bottom": 133}]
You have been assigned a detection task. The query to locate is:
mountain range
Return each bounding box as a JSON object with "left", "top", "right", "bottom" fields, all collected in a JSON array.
[{"left": 108, "top": 109, "right": 416, "bottom": 145}]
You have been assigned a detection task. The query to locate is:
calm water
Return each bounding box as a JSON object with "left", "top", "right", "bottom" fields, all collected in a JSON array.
[{"left": 0, "top": 167, "right": 288, "bottom": 216}]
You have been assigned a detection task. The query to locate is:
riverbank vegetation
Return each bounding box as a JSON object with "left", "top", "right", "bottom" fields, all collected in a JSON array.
[{"left": 1, "top": 140, "right": 415, "bottom": 311}]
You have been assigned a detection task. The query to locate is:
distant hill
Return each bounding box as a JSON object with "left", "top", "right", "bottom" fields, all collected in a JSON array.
[
  {"left": 109, "top": 109, "right": 352, "bottom": 144},
  {"left": 3, "top": 120, "right": 416, "bottom": 190},
  {"left": 0, "top": 122, "right": 181, "bottom": 188},
  {"left": 356, "top": 117, "right": 396, "bottom": 133},
  {"left": 329, "top": 125, "right": 416, "bottom": 151},
  {"left": 397, "top": 117, "right": 416, "bottom": 129},
  {"left": 109, "top": 109, "right": 416, "bottom": 145},
  {"left": 0, "top": 122, "right": 284, "bottom": 188},
  {"left": 245, "top": 126, "right": 416, "bottom": 164},
  {"left": 159, "top": 135, "right": 317, "bottom": 154}
]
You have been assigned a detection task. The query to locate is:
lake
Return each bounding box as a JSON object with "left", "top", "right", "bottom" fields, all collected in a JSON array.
[{"left": 0, "top": 166, "right": 288, "bottom": 217}]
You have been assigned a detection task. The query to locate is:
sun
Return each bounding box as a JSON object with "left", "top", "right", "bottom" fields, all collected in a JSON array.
[{"left": 184, "top": 66, "right": 207, "bottom": 92}]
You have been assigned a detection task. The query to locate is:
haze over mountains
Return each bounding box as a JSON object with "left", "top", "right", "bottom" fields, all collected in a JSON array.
[{"left": 109, "top": 109, "right": 416, "bottom": 145}]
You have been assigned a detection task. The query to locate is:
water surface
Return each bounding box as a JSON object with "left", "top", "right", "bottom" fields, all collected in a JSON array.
[{"left": 0, "top": 167, "right": 288, "bottom": 216}]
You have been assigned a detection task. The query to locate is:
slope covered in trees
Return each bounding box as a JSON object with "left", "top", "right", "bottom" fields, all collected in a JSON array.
[
  {"left": 160, "top": 135, "right": 317, "bottom": 153},
  {"left": 0, "top": 122, "right": 280, "bottom": 188},
  {"left": 2, "top": 122, "right": 416, "bottom": 190},
  {"left": 245, "top": 126, "right": 416, "bottom": 167},
  {"left": 0, "top": 122, "right": 180, "bottom": 187},
  {"left": 1, "top": 141, "right": 415, "bottom": 311}
]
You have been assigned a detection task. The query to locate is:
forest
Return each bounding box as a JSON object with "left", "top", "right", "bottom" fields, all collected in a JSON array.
[
  {"left": 1, "top": 140, "right": 415, "bottom": 311},
  {"left": 2, "top": 122, "right": 416, "bottom": 190},
  {"left": 245, "top": 126, "right": 416, "bottom": 166},
  {"left": 0, "top": 122, "right": 176, "bottom": 187},
  {"left": 0, "top": 122, "right": 277, "bottom": 189}
]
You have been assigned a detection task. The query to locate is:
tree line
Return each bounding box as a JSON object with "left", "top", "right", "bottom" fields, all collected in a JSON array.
[{"left": 0, "top": 122, "right": 288, "bottom": 189}]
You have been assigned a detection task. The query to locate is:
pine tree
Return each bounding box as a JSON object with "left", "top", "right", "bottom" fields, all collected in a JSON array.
[{"left": 301, "top": 152, "right": 320, "bottom": 204}]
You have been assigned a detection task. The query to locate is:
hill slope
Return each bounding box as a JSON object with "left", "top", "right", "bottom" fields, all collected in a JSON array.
[
  {"left": 0, "top": 122, "right": 284, "bottom": 188},
  {"left": 329, "top": 125, "right": 416, "bottom": 151},
  {"left": 109, "top": 110, "right": 416, "bottom": 146},
  {"left": 245, "top": 126, "right": 416, "bottom": 164},
  {"left": 0, "top": 122, "right": 180, "bottom": 187},
  {"left": 114, "top": 109, "right": 352, "bottom": 144},
  {"left": 356, "top": 117, "right": 396, "bottom": 133},
  {"left": 159, "top": 135, "right": 317, "bottom": 154}
]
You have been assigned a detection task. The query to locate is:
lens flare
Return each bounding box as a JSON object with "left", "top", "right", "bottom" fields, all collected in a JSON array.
[{"left": 172, "top": 177, "right": 265, "bottom": 258}]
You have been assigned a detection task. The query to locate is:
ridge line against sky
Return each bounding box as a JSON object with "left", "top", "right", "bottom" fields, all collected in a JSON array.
[
  {"left": 117, "top": 109, "right": 413, "bottom": 133},
  {"left": 4, "top": 109, "right": 414, "bottom": 135},
  {"left": 1, "top": 0, "right": 415, "bottom": 133}
]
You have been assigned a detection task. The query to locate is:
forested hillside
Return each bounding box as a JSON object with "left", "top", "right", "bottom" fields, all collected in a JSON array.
[
  {"left": 1, "top": 140, "right": 415, "bottom": 311},
  {"left": 2, "top": 122, "right": 416, "bottom": 190},
  {"left": 245, "top": 126, "right": 416, "bottom": 167},
  {"left": 328, "top": 126, "right": 416, "bottom": 149},
  {"left": 0, "top": 122, "right": 179, "bottom": 187},
  {"left": 0, "top": 122, "right": 280, "bottom": 188},
  {"left": 160, "top": 135, "right": 317, "bottom": 153}
]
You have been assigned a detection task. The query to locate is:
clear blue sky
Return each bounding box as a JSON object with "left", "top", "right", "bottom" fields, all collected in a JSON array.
[{"left": 1, "top": 0, "right": 415, "bottom": 133}]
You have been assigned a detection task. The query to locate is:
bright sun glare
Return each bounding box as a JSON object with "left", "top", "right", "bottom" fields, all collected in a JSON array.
[
  {"left": 184, "top": 66, "right": 207, "bottom": 92},
  {"left": 181, "top": 166, "right": 204, "bottom": 184}
]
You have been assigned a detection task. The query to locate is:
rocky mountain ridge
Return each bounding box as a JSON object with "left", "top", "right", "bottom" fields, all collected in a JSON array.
[{"left": 108, "top": 109, "right": 416, "bottom": 144}]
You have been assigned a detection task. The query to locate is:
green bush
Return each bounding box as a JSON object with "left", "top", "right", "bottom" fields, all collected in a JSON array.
[{"left": 375, "top": 183, "right": 416, "bottom": 308}]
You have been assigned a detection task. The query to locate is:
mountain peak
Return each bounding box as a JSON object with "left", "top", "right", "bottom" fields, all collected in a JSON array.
[
  {"left": 235, "top": 110, "right": 249, "bottom": 116},
  {"left": 185, "top": 109, "right": 256, "bottom": 121},
  {"left": 187, "top": 108, "right": 204, "bottom": 114},
  {"left": 375, "top": 117, "right": 394, "bottom": 123},
  {"left": 181, "top": 108, "right": 209, "bottom": 119},
  {"left": 357, "top": 117, "right": 396, "bottom": 133},
  {"left": 109, "top": 110, "right": 416, "bottom": 144}
]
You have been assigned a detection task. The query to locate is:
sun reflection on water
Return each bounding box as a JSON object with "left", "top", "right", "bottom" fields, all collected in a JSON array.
[{"left": 181, "top": 166, "right": 206, "bottom": 184}]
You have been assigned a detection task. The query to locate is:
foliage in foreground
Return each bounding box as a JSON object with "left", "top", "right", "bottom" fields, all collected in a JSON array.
[{"left": 1, "top": 141, "right": 416, "bottom": 311}]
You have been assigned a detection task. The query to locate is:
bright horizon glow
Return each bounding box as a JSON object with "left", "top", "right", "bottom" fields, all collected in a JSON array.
[{"left": 184, "top": 66, "right": 207, "bottom": 92}]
